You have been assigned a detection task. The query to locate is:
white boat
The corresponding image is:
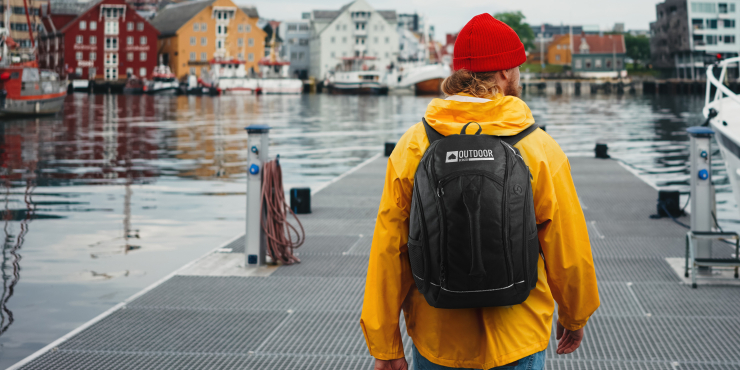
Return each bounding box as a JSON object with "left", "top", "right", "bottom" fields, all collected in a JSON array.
[
  {"left": 257, "top": 24, "right": 302, "bottom": 94},
  {"left": 71, "top": 79, "right": 89, "bottom": 92},
  {"left": 325, "top": 57, "right": 388, "bottom": 95},
  {"left": 704, "top": 56, "right": 740, "bottom": 213},
  {"left": 394, "top": 63, "right": 451, "bottom": 95},
  {"left": 145, "top": 65, "right": 179, "bottom": 94},
  {"left": 206, "top": 59, "right": 259, "bottom": 95}
]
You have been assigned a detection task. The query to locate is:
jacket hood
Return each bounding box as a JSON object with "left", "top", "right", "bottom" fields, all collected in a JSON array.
[{"left": 423, "top": 94, "right": 535, "bottom": 137}]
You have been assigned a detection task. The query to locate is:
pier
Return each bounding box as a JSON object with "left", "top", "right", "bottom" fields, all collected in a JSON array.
[{"left": 11, "top": 154, "right": 740, "bottom": 370}]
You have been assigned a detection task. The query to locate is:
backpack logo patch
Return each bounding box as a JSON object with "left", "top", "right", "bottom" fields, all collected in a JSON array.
[{"left": 446, "top": 150, "right": 494, "bottom": 163}]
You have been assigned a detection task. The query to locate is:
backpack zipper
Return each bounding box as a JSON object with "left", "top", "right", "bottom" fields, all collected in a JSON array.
[
  {"left": 436, "top": 170, "right": 504, "bottom": 191},
  {"left": 501, "top": 141, "right": 514, "bottom": 286},
  {"left": 425, "top": 141, "right": 448, "bottom": 287}
]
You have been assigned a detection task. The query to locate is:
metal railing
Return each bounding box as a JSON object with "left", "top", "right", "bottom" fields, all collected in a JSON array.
[{"left": 704, "top": 56, "right": 740, "bottom": 117}]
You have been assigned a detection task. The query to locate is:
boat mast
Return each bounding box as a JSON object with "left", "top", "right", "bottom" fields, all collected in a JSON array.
[{"left": 21, "top": 0, "right": 36, "bottom": 60}]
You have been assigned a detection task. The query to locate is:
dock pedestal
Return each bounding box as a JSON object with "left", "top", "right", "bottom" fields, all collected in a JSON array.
[
  {"left": 687, "top": 127, "right": 715, "bottom": 262},
  {"left": 245, "top": 125, "right": 271, "bottom": 267}
]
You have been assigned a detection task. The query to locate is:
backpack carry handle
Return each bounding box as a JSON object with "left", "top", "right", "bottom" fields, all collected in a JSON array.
[{"left": 460, "top": 122, "right": 483, "bottom": 135}]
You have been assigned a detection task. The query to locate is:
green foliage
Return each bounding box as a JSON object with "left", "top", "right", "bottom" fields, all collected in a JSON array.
[
  {"left": 493, "top": 11, "right": 535, "bottom": 51},
  {"left": 624, "top": 34, "right": 651, "bottom": 68}
]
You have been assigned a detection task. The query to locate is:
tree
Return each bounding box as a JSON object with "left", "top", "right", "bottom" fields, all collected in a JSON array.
[
  {"left": 624, "top": 34, "right": 651, "bottom": 69},
  {"left": 493, "top": 11, "right": 535, "bottom": 51}
]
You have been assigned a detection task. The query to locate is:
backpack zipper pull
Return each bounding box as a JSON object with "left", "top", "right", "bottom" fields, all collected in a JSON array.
[{"left": 436, "top": 187, "right": 444, "bottom": 197}]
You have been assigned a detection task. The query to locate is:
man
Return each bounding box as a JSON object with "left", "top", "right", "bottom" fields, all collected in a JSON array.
[{"left": 360, "top": 14, "right": 600, "bottom": 370}]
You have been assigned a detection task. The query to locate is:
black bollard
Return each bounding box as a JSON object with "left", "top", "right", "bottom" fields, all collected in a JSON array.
[
  {"left": 657, "top": 190, "right": 683, "bottom": 217},
  {"left": 595, "top": 143, "right": 610, "bottom": 159},
  {"left": 290, "top": 188, "right": 311, "bottom": 214},
  {"left": 385, "top": 142, "right": 396, "bottom": 157}
]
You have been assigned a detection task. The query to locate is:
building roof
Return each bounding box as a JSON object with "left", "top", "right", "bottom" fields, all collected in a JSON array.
[
  {"left": 240, "top": 6, "right": 258, "bottom": 18},
  {"left": 376, "top": 10, "right": 396, "bottom": 22},
  {"left": 151, "top": 0, "right": 215, "bottom": 38},
  {"left": 312, "top": 2, "right": 396, "bottom": 23},
  {"left": 573, "top": 34, "right": 626, "bottom": 55},
  {"left": 47, "top": 0, "right": 92, "bottom": 16}
]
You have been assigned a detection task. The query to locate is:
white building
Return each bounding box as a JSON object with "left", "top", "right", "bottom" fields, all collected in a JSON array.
[{"left": 308, "top": 0, "right": 399, "bottom": 80}]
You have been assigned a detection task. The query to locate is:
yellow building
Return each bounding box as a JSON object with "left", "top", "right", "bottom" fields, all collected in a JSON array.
[
  {"left": 151, "top": 0, "right": 265, "bottom": 78},
  {"left": 547, "top": 34, "right": 572, "bottom": 66}
]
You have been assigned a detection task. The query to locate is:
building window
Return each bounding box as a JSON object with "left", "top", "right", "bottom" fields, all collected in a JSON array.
[
  {"left": 385, "top": 37, "right": 389, "bottom": 44},
  {"left": 245, "top": 24, "right": 251, "bottom": 32},
  {"left": 342, "top": 36, "right": 347, "bottom": 43},
  {"left": 201, "top": 23, "right": 207, "bottom": 31},
  {"left": 190, "top": 37, "right": 196, "bottom": 46},
  {"left": 194, "top": 23, "right": 199, "bottom": 32},
  {"left": 719, "top": 3, "right": 728, "bottom": 13},
  {"left": 725, "top": 19, "right": 736, "bottom": 28},
  {"left": 190, "top": 52, "right": 196, "bottom": 61},
  {"left": 127, "top": 36, "right": 134, "bottom": 45},
  {"left": 89, "top": 67, "right": 96, "bottom": 79},
  {"left": 725, "top": 35, "right": 736, "bottom": 43},
  {"left": 707, "top": 19, "right": 718, "bottom": 29},
  {"left": 190, "top": 67, "right": 196, "bottom": 75},
  {"left": 105, "top": 21, "right": 119, "bottom": 35},
  {"left": 331, "top": 36, "right": 335, "bottom": 43},
  {"left": 140, "top": 52, "right": 146, "bottom": 61},
  {"left": 336, "top": 24, "right": 340, "bottom": 31},
  {"left": 692, "top": 19, "right": 704, "bottom": 30},
  {"left": 605, "top": 59, "right": 612, "bottom": 68},
  {"left": 732, "top": 3, "right": 737, "bottom": 12},
  {"left": 616, "top": 60, "right": 622, "bottom": 69},
  {"left": 140, "top": 36, "right": 147, "bottom": 45},
  {"left": 127, "top": 22, "right": 133, "bottom": 31},
  {"left": 555, "top": 54, "right": 561, "bottom": 61},
  {"left": 79, "top": 21, "right": 86, "bottom": 30},
  {"left": 105, "top": 53, "right": 118, "bottom": 66},
  {"left": 90, "top": 21, "right": 97, "bottom": 30},
  {"left": 707, "top": 34, "right": 718, "bottom": 44},
  {"left": 595, "top": 58, "right": 602, "bottom": 68},
  {"left": 248, "top": 53, "right": 254, "bottom": 61},
  {"left": 248, "top": 38, "right": 254, "bottom": 47},
  {"left": 331, "top": 51, "right": 335, "bottom": 58},
  {"left": 137, "top": 22, "right": 144, "bottom": 31},
  {"left": 105, "top": 67, "right": 117, "bottom": 81},
  {"left": 238, "top": 38, "right": 243, "bottom": 47},
  {"left": 76, "top": 51, "right": 83, "bottom": 60},
  {"left": 126, "top": 67, "right": 133, "bottom": 76},
  {"left": 238, "top": 52, "right": 243, "bottom": 60},
  {"left": 217, "top": 40, "right": 223, "bottom": 49},
  {"left": 76, "top": 35, "right": 83, "bottom": 44},
  {"left": 238, "top": 24, "right": 243, "bottom": 33},
  {"left": 585, "top": 59, "right": 592, "bottom": 68},
  {"left": 140, "top": 67, "right": 146, "bottom": 77},
  {"left": 90, "top": 52, "right": 96, "bottom": 60},
  {"left": 201, "top": 37, "right": 207, "bottom": 46},
  {"left": 90, "top": 36, "right": 97, "bottom": 44},
  {"left": 201, "top": 52, "right": 207, "bottom": 61},
  {"left": 575, "top": 59, "right": 582, "bottom": 69},
  {"left": 127, "top": 52, "right": 134, "bottom": 61},
  {"left": 75, "top": 67, "right": 83, "bottom": 76}
]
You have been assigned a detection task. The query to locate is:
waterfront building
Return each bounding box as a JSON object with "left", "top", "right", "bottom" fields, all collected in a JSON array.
[
  {"left": 571, "top": 34, "right": 627, "bottom": 78},
  {"left": 531, "top": 23, "right": 583, "bottom": 45},
  {"left": 308, "top": 0, "right": 399, "bottom": 81},
  {"left": 397, "top": 13, "right": 433, "bottom": 63},
  {"left": 38, "top": 0, "right": 160, "bottom": 81},
  {"left": 1, "top": 0, "right": 44, "bottom": 58},
  {"left": 547, "top": 34, "right": 572, "bottom": 66},
  {"left": 151, "top": 0, "right": 264, "bottom": 79},
  {"left": 651, "top": 0, "right": 739, "bottom": 79},
  {"left": 278, "top": 18, "right": 310, "bottom": 79}
]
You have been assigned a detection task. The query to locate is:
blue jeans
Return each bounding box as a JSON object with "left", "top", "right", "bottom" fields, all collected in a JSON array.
[{"left": 412, "top": 344, "right": 546, "bottom": 370}]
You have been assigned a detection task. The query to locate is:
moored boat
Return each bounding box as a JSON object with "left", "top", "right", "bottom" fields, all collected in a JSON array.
[
  {"left": 257, "top": 23, "right": 302, "bottom": 95},
  {"left": 705, "top": 56, "right": 740, "bottom": 214},
  {"left": 325, "top": 57, "right": 388, "bottom": 95},
  {"left": 144, "top": 65, "right": 178, "bottom": 94},
  {"left": 395, "top": 63, "right": 451, "bottom": 95},
  {"left": 123, "top": 74, "right": 145, "bottom": 94},
  {"left": 205, "top": 59, "right": 259, "bottom": 95}
]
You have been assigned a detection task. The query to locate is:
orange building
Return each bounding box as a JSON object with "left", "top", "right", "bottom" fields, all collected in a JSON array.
[
  {"left": 150, "top": 0, "right": 265, "bottom": 78},
  {"left": 547, "top": 34, "right": 572, "bottom": 66}
]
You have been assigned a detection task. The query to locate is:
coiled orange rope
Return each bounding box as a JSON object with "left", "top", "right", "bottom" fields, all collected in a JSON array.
[{"left": 260, "top": 159, "right": 305, "bottom": 265}]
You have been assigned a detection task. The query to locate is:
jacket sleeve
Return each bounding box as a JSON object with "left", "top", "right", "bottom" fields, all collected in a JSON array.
[
  {"left": 360, "top": 158, "right": 416, "bottom": 360},
  {"left": 535, "top": 159, "right": 600, "bottom": 331}
]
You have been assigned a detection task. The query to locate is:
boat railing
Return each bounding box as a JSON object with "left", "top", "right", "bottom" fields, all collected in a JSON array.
[{"left": 705, "top": 56, "right": 740, "bottom": 117}]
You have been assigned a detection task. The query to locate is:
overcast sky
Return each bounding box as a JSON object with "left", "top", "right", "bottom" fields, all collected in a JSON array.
[{"left": 238, "top": 0, "right": 664, "bottom": 41}]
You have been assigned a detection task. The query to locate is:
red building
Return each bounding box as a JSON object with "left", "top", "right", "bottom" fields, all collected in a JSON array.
[{"left": 38, "top": 0, "right": 160, "bottom": 82}]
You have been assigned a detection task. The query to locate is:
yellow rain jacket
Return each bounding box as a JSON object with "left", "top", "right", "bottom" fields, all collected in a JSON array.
[{"left": 360, "top": 94, "right": 600, "bottom": 369}]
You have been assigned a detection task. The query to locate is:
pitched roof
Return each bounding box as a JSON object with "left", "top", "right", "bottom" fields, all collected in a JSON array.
[
  {"left": 48, "top": 0, "right": 92, "bottom": 16},
  {"left": 572, "top": 34, "right": 626, "bottom": 55},
  {"left": 240, "top": 6, "right": 258, "bottom": 18},
  {"left": 312, "top": 10, "right": 341, "bottom": 20},
  {"left": 151, "top": 0, "right": 215, "bottom": 38},
  {"left": 377, "top": 10, "right": 396, "bottom": 22}
]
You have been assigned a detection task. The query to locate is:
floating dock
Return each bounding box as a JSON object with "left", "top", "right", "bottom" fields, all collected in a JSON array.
[{"left": 12, "top": 155, "right": 740, "bottom": 369}]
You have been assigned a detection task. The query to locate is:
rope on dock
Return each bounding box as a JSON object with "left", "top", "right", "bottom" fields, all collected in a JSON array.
[{"left": 260, "top": 159, "right": 305, "bottom": 265}]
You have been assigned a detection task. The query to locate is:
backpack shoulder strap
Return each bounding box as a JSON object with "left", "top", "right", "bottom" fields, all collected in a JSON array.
[
  {"left": 501, "top": 124, "right": 539, "bottom": 146},
  {"left": 422, "top": 117, "right": 445, "bottom": 144}
]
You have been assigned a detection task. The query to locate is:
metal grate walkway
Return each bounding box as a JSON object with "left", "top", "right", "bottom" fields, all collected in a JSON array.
[{"left": 14, "top": 156, "right": 740, "bottom": 370}]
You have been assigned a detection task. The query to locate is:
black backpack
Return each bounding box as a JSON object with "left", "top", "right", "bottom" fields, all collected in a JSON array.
[{"left": 407, "top": 118, "right": 540, "bottom": 309}]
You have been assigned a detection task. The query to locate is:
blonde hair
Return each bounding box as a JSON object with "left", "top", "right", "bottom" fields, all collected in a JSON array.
[{"left": 441, "top": 69, "right": 502, "bottom": 98}]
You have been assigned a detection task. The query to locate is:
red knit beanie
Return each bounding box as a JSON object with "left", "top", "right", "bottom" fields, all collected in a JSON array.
[{"left": 453, "top": 13, "right": 527, "bottom": 72}]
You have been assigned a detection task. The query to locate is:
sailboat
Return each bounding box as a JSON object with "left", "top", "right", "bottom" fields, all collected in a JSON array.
[{"left": 0, "top": 0, "right": 66, "bottom": 116}]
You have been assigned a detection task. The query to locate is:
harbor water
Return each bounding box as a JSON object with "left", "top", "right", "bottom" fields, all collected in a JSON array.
[{"left": 0, "top": 92, "right": 734, "bottom": 367}]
